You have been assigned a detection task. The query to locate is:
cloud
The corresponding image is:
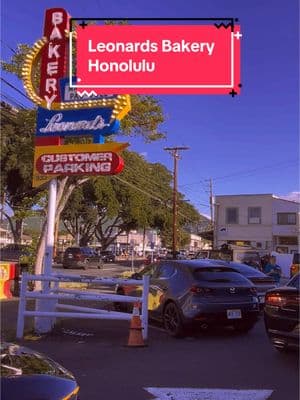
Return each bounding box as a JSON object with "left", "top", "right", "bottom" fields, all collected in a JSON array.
[{"left": 279, "top": 191, "right": 300, "bottom": 203}]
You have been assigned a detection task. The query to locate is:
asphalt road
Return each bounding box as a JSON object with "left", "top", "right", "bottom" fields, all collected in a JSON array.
[
  {"left": 2, "top": 263, "right": 298, "bottom": 400},
  {"left": 17, "top": 317, "right": 298, "bottom": 400}
]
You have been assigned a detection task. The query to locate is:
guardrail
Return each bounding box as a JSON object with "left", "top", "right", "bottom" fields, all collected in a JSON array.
[{"left": 16, "top": 273, "right": 149, "bottom": 340}]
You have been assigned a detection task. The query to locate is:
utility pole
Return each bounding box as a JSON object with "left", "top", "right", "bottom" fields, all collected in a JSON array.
[
  {"left": 209, "top": 178, "right": 213, "bottom": 229},
  {"left": 164, "top": 146, "right": 189, "bottom": 258}
]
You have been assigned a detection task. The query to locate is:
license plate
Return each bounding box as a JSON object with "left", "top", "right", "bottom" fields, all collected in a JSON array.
[
  {"left": 259, "top": 295, "right": 265, "bottom": 304},
  {"left": 227, "top": 309, "right": 242, "bottom": 319}
]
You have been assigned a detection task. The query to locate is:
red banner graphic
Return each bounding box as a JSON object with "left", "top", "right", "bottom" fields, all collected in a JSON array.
[{"left": 75, "top": 24, "right": 241, "bottom": 94}]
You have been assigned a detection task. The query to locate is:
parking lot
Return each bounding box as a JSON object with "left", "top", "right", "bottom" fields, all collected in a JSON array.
[{"left": 1, "top": 263, "right": 298, "bottom": 400}]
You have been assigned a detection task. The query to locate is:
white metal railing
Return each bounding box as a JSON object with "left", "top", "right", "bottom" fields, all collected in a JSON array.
[{"left": 16, "top": 273, "right": 149, "bottom": 340}]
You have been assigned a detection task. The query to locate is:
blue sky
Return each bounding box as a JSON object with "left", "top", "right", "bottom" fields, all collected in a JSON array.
[{"left": 1, "top": 0, "right": 299, "bottom": 217}]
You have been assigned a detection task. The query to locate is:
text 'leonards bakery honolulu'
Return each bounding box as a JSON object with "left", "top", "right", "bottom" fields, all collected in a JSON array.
[{"left": 36, "top": 152, "right": 123, "bottom": 175}]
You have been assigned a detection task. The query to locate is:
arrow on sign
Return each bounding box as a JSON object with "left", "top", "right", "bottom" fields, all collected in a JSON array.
[{"left": 144, "top": 388, "right": 273, "bottom": 400}]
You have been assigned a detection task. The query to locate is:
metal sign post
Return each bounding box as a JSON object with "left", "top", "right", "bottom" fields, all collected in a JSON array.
[{"left": 35, "top": 178, "right": 57, "bottom": 333}]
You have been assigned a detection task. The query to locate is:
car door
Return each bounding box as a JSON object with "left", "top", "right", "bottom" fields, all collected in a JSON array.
[{"left": 149, "top": 262, "right": 177, "bottom": 319}]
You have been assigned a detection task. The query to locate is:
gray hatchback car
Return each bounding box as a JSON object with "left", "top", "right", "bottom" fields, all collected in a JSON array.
[{"left": 116, "top": 259, "right": 260, "bottom": 337}]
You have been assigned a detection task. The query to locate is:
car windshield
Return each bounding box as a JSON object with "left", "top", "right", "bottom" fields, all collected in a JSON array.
[{"left": 193, "top": 267, "right": 248, "bottom": 283}]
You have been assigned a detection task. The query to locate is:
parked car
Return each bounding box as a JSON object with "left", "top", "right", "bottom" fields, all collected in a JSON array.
[
  {"left": 1, "top": 342, "right": 79, "bottom": 400},
  {"left": 100, "top": 250, "right": 116, "bottom": 263},
  {"left": 264, "top": 273, "right": 299, "bottom": 352},
  {"left": 205, "top": 260, "right": 276, "bottom": 307},
  {"left": 115, "top": 259, "right": 260, "bottom": 337},
  {"left": 290, "top": 253, "right": 300, "bottom": 277},
  {"left": 62, "top": 246, "right": 103, "bottom": 270}
]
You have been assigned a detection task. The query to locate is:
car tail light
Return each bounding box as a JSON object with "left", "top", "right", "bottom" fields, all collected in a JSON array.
[
  {"left": 265, "top": 293, "right": 286, "bottom": 306},
  {"left": 190, "top": 286, "right": 213, "bottom": 295}
]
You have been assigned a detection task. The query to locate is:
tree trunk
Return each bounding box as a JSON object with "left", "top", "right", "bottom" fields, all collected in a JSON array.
[{"left": 14, "top": 219, "right": 23, "bottom": 243}]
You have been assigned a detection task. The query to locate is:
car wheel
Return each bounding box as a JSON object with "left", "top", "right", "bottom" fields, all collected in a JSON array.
[
  {"left": 163, "top": 302, "right": 184, "bottom": 338},
  {"left": 234, "top": 320, "right": 256, "bottom": 333},
  {"left": 62, "top": 265, "right": 68, "bottom": 269}
]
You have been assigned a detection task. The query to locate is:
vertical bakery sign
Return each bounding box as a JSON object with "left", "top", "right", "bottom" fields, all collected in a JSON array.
[{"left": 21, "top": 8, "right": 131, "bottom": 188}]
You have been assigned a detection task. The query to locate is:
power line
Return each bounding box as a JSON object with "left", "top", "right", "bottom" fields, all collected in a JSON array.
[
  {"left": 0, "top": 39, "right": 17, "bottom": 54},
  {"left": 1, "top": 77, "right": 31, "bottom": 101},
  {"left": 177, "top": 159, "right": 298, "bottom": 187}
]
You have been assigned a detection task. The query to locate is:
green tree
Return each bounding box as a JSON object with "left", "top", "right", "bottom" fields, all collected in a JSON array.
[
  {"left": 0, "top": 104, "right": 45, "bottom": 243},
  {"left": 61, "top": 151, "right": 203, "bottom": 251}
]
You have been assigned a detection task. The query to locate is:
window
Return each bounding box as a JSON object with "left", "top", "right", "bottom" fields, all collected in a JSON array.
[
  {"left": 278, "top": 236, "right": 298, "bottom": 245},
  {"left": 156, "top": 263, "right": 176, "bottom": 278},
  {"left": 226, "top": 208, "right": 239, "bottom": 224},
  {"left": 248, "top": 207, "right": 261, "bottom": 224},
  {"left": 193, "top": 267, "right": 248, "bottom": 283},
  {"left": 277, "top": 213, "right": 296, "bottom": 225}
]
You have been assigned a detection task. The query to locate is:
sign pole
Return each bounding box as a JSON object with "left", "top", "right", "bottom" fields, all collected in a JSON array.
[{"left": 35, "top": 178, "right": 57, "bottom": 333}]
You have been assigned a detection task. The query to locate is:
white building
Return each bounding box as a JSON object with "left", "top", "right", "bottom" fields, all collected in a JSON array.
[
  {"left": 0, "top": 227, "right": 13, "bottom": 247},
  {"left": 214, "top": 194, "right": 299, "bottom": 254}
]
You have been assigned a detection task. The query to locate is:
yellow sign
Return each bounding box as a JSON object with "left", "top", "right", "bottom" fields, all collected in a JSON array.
[
  {"left": 32, "top": 142, "right": 129, "bottom": 187},
  {"left": 21, "top": 32, "right": 131, "bottom": 119},
  {"left": 0, "top": 262, "right": 10, "bottom": 299}
]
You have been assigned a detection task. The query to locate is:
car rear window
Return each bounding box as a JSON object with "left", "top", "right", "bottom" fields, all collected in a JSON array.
[
  {"left": 193, "top": 267, "right": 249, "bottom": 283},
  {"left": 226, "top": 262, "right": 265, "bottom": 277}
]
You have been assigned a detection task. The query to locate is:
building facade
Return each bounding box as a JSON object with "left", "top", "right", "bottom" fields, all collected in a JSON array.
[{"left": 214, "top": 194, "right": 299, "bottom": 254}]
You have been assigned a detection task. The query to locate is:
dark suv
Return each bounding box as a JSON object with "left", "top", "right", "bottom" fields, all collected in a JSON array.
[{"left": 62, "top": 247, "right": 103, "bottom": 270}]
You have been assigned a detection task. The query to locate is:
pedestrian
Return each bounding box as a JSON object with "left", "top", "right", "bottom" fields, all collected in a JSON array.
[{"left": 263, "top": 256, "right": 282, "bottom": 286}]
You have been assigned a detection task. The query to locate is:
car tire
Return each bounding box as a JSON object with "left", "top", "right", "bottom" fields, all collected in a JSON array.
[
  {"left": 163, "top": 302, "right": 184, "bottom": 338},
  {"left": 234, "top": 320, "right": 256, "bottom": 333}
]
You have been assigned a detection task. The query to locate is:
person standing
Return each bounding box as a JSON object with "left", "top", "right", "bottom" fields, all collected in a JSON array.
[{"left": 263, "top": 256, "right": 282, "bottom": 286}]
